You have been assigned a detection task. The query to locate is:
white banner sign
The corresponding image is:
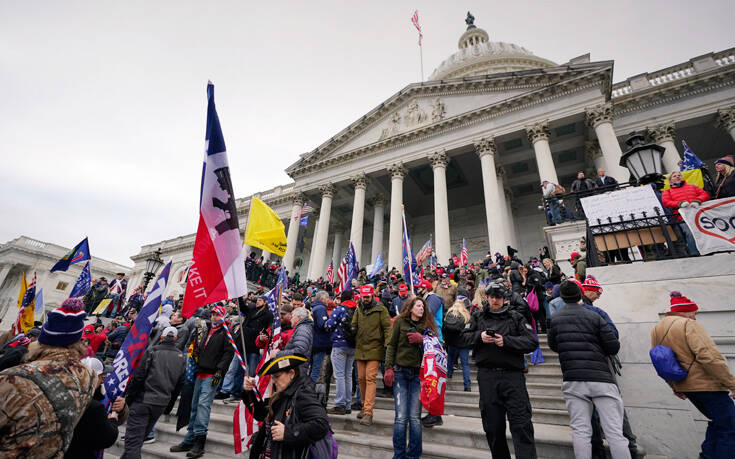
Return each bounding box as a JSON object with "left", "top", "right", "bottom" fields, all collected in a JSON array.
[
  {"left": 580, "top": 185, "right": 663, "bottom": 224},
  {"left": 679, "top": 197, "right": 735, "bottom": 255}
]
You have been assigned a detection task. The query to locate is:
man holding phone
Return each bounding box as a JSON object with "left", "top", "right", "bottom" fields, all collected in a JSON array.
[{"left": 458, "top": 281, "right": 539, "bottom": 459}]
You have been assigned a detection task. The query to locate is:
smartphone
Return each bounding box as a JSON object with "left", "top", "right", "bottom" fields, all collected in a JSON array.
[{"left": 485, "top": 329, "right": 497, "bottom": 337}]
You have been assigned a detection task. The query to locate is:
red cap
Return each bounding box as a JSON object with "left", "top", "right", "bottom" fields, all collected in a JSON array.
[
  {"left": 669, "top": 291, "right": 698, "bottom": 312},
  {"left": 398, "top": 284, "right": 408, "bottom": 294},
  {"left": 569, "top": 252, "right": 581, "bottom": 262},
  {"left": 582, "top": 275, "right": 602, "bottom": 293},
  {"left": 421, "top": 280, "right": 433, "bottom": 291},
  {"left": 360, "top": 285, "right": 375, "bottom": 297},
  {"left": 211, "top": 305, "right": 227, "bottom": 317}
]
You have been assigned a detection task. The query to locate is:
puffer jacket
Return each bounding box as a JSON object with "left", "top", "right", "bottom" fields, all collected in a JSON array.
[
  {"left": 351, "top": 300, "right": 391, "bottom": 361},
  {"left": 548, "top": 302, "right": 620, "bottom": 384},
  {"left": 651, "top": 315, "right": 735, "bottom": 392},
  {"left": 278, "top": 316, "right": 314, "bottom": 359},
  {"left": 662, "top": 181, "right": 709, "bottom": 218}
]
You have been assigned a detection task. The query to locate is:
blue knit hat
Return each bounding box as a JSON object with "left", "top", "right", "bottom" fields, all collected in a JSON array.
[{"left": 38, "top": 298, "right": 87, "bottom": 346}]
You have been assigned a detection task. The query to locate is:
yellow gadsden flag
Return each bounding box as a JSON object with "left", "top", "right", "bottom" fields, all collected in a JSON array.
[{"left": 244, "top": 196, "right": 287, "bottom": 257}]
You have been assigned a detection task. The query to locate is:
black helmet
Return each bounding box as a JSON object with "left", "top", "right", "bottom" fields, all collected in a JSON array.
[{"left": 484, "top": 281, "right": 507, "bottom": 298}]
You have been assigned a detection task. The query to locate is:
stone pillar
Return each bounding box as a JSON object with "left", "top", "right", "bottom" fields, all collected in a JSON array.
[
  {"left": 586, "top": 103, "right": 630, "bottom": 181},
  {"left": 261, "top": 250, "right": 271, "bottom": 261},
  {"left": 349, "top": 174, "right": 367, "bottom": 264},
  {"left": 505, "top": 190, "right": 517, "bottom": 249},
  {"left": 306, "top": 209, "right": 320, "bottom": 280},
  {"left": 584, "top": 140, "right": 607, "bottom": 174},
  {"left": 526, "top": 121, "right": 559, "bottom": 184},
  {"left": 331, "top": 227, "right": 345, "bottom": 266},
  {"left": 429, "top": 151, "right": 451, "bottom": 264},
  {"left": 649, "top": 123, "right": 681, "bottom": 174},
  {"left": 369, "top": 195, "right": 386, "bottom": 263},
  {"left": 474, "top": 138, "right": 507, "bottom": 254},
  {"left": 0, "top": 264, "right": 12, "bottom": 290},
  {"left": 282, "top": 194, "right": 305, "bottom": 272},
  {"left": 387, "top": 163, "right": 407, "bottom": 271},
  {"left": 496, "top": 166, "right": 514, "bottom": 250},
  {"left": 309, "top": 184, "right": 334, "bottom": 280},
  {"left": 716, "top": 107, "right": 735, "bottom": 141}
]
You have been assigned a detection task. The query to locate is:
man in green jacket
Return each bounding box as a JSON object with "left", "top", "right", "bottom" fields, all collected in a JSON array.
[{"left": 351, "top": 284, "right": 392, "bottom": 426}]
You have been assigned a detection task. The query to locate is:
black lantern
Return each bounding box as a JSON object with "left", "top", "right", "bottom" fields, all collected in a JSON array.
[
  {"left": 619, "top": 132, "right": 666, "bottom": 187},
  {"left": 142, "top": 247, "right": 164, "bottom": 292}
]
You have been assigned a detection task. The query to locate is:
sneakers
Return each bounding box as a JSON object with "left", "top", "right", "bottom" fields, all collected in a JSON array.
[
  {"left": 464, "top": 387, "right": 471, "bottom": 392},
  {"left": 223, "top": 395, "right": 242, "bottom": 404},
  {"left": 356, "top": 411, "right": 364, "bottom": 419},
  {"left": 421, "top": 414, "right": 443, "bottom": 428},
  {"left": 359, "top": 414, "right": 373, "bottom": 425},
  {"left": 327, "top": 406, "right": 347, "bottom": 415},
  {"left": 143, "top": 432, "right": 156, "bottom": 444},
  {"left": 170, "top": 441, "right": 194, "bottom": 452},
  {"left": 214, "top": 391, "right": 229, "bottom": 400}
]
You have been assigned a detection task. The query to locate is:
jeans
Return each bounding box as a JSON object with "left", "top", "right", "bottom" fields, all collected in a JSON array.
[
  {"left": 311, "top": 350, "right": 327, "bottom": 382},
  {"left": 353, "top": 361, "right": 362, "bottom": 405},
  {"left": 547, "top": 197, "right": 563, "bottom": 224},
  {"left": 392, "top": 365, "right": 422, "bottom": 459},
  {"left": 222, "top": 356, "right": 245, "bottom": 396},
  {"left": 246, "top": 352, "right": 260, "bottom": 378},
  {"left": 120, "top": 402, "right": 165, "bottom": 459},
  {"left": 331, "top": 347, "right": 355, "bottom": 408},
  {"left": 684, "top": 391, "right": 735, "bottom": 459},
  {"left": 184, "top": 375, "right": 218, "bottom": 442},
  {"left": 447, "top": 346, "right": 471, "bottom": 390},
  {"left": 680, "top": 222, "right": 700, "bottom": 256}
]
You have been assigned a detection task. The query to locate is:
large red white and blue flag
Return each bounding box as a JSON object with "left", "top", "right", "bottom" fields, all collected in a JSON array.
[
  {"left": 182, "top": 83, "right": 248, "bottom": 318},
  {"left": 336, "top": 242, "right": 358, "bottom": 294},
  {"left": 402, "top": 210, "right": 420, "bottom": 286},
  {"left": 411, "top": 10, "right": 423, "bottom": 46},
  {"left": 460, "top": 238, "right": 468, "bottom": 267},
  {"left": 416, "top": 236, "right": 432, "bottom": 265}
]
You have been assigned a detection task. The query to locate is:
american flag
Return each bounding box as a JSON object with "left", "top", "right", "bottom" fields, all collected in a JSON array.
[
  {"left": 460, "top": 238, "right": 468, "bottom": 267},
  {"left": 234, "top": 268, "right": 287, "bottom": 453},
  {"left": 326, "top": 261, "right": 334, "bottom": 284},
  {"left": 411, "top": 10, "right": 423, "bottom": 46},
  {"left": 416, "top": 236, "right": 433, "bottom": 265},
  {"left": 336, "top": 242, "right": 358, "bottom": 294},
  {"left": 294, "top": 202, "right": 313, "bottom": 221},
  {"left": 402, "top": 210, "right": 420, "bottom": 286}
]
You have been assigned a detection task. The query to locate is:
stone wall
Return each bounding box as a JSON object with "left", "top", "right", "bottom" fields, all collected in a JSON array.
[{"left": 587, "top": 254, "right": 735, "bottom": 458}]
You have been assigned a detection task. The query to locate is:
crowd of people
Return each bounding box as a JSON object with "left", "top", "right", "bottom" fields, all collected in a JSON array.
[{"left": 0, "top": 242, "right": 733, "bottom": 459}]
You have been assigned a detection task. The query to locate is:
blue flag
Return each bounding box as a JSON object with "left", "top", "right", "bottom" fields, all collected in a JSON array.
[
  {"left": 680, "top": 140, "right": 703, "bottom": 171},
  {"left": 68, "top": 261, "right": 91, "bottom": 298},
  {"left": 50, "top": 237, "right": 91, "bottom": 272},
  {"left": 401, "top": 211, "right": 420, "bottom": 286},
  {"left": 264, "top": 268, "right": 289, "bottom": 307},
  {"left": 368, "top": 252, "right": 384, "bottom": 277},
  {"left": 299, "top": 214, "right": 309, "bottom": 227},
  {"left": 103, "top": 261, "right": 172, "bottom": 409}
]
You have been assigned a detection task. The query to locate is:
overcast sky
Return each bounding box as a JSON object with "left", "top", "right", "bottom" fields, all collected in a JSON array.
[{"left": 1, "top": 0, "right": 733, "bottom": 266}]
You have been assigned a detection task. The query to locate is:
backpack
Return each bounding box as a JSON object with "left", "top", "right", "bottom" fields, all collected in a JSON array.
[
  {"left": 650, "top": 320, "right": 692, "bottom": 382},
  {"left": 341, "top": 306, "right": 357, "bottom": 347},
  {"left": 552, "top": 183, "right": 565, "bottom": 196},
  {"left": 442, "top": 312, "right": 465, "bottom": 335},
  {"left": 291, "top": 398, "right": 339, "bottom": 459},
  {"left": 526, "top": 289, "right": 539, "bottom": 313}
]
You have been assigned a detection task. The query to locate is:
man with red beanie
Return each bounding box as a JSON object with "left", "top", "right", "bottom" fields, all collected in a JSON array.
[
  {"left": 651, "top": 292, "right": 735, "bottom": 459},
  {"left": 391, "top": 284, "right": 410, "bottom": 317}
]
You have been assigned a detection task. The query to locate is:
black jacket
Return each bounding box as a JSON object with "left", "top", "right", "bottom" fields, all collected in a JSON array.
[
  {"left": 246, "top": 375, "right": 329, "bottom": 459},
  {"left": 442, "top": 312, "right": 471, "bottom": 349},
  {"left": 237, "top": 305, "right": 274, "bottom": 355},
  {"left": 127, "top": 340, "right": 186, "bottom": 406},
  {"left": 509, "top": 268, "right": 524, "bottom": 294},
  {"left": 194, "top": 325, "right": 234, "bottom": 375},
  {"left": 508, "top": 291, "right": 533, "bottom": 324},
  {"left": 547, "top": 303, "right": 620, "bottom": 384},
  {"left": 715, "top": 172, "right": 735, "bottom": 199},
  {"left": 595, "top": 176, "right": 618, "bottom": 188},
  {"left": 105, "top": 325, "right": 129, "bottom": 358},
  {"left": 65, "top": 389, "right": 119, "bottom": 459},
  {"left": 458, "top": 303, "right": 538, "bottom": 371},
  {"left": 548, "top": 264, "right": 562, "bottom": 284}
]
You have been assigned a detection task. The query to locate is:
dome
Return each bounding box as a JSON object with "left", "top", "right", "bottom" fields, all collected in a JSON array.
[{"left": 428, "top": 14, "right": 556, "bottom": 81}]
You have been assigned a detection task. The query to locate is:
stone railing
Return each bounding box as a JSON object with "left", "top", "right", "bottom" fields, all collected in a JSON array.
[
  {"left": 647, "top": 62, "right": 695, "bottom": 86},
  {"left": 714, "top": 49, "right": 735, "bottom": 67},
  {"left": 18, "top": 236, "right": 48, "bottom": 250}
]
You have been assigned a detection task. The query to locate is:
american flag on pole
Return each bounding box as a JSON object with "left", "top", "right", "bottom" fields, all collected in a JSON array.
[
  {"left": 336, "top": 242, "right": 358, "bottom": 294},
  {"left": 460, "top": 238, "right": 468, "bottom": 267},
  {"left": 294, "top": 202, "right": 313, "bottom": 221},
  {"left": 411, "top": 10, "right": 423, "bottom": 45},
  {"left": 326, "top": 261, "right": 334, "bottom": 284},
  {"left": 416, "top": 236, "right": 433, "bottom": 265}
]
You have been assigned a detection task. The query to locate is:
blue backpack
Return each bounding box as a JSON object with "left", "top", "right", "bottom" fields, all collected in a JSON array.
[{"left": 650, "top": 320, "right": 692, "bottom": 382}]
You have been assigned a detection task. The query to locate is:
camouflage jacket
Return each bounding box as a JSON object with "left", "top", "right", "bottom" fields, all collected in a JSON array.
[{"left": 0, "top": 346, "right": 97, "bottom": 458}]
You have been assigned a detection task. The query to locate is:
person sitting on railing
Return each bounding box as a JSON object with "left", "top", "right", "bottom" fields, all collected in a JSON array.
[
  {"left": 571, "top": 171, "right": 596, "bottom": 193},
  {"left": 662, "top": 170, "right": 709, "bottom": 256},
  {"left": 594, "top": 168, "right": 618, "bottom": 190},
  {"left": 541, "top": 180, "right": 564, "bottom": 225}
]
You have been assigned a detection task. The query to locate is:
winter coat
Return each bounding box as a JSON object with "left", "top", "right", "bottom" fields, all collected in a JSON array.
[
  {"left": 83, "top": 283, "right": 108, "bottom": 311},
  {"left": 548, "top": 302, "right": 620, "bottom": 384},
  {"left": 582, "top": 297, "right": 619, "bottom": 338},
  {"left": 458, "top": 303, "right": 538, "bottom": 371},
  {"left": 193, "top": 325, "right": 234, "bottom": 376},
  {"left": 442, "top": 312, "right": 471, "bottom": 349},
  {"left": 310, "top": 301, "right": 332, "bottom": 351},
  {"left": 64, "top": 388, "right": 120, "bottom": 459},
  {"left": 508, "top": 291, "right": 533, "bottom": 324},
  {"left": 324, "top": 300, "right": 357, "bottom": 348},
  {"left": 0, "top": 346, "right": 28, "bottom": 372},
  {"left": 351, "top": 300, "right": 392, "bottom": 361},
  {"left": 571, "top": 178, "right": 596, "bottom": 192},
  {"left": 662, "top": 181, "right": 709, "bottom": 210},
  {"left": 509, "top": 268, "right": 525, "bottom": 294},
  {"left": 238, "top": 305, "right": 275, "bottom": 355},
  {"left": 246, "top": 376, "right": 329, "bottom": 459},
  {"left": 548, "top": 263, "right": 562, "bottom": 284},
  {"left": 385, "top": 316, "right": 429, "bottom": 369},
  {"left": 714, "top": 172, "right": 735, "bottom": 199},
  {"left": 278, "top": 316, "right": 314, "bottom": 359},
  {"left": 0, "top": 345, "right": 98, "bottom": 458},
  {"left": 434, "top": 282, "right": 457, "bottom": 311},
  {"left": 651, "top": 315, "right": 735, "bottom": 392},
  {"left": 424, "top": 292, "right": 445, "bottom": 342},
  {"left": 391, "top": 294, "right": 408, "bottom": 317},
  {"left": 105, "top": 324, "right": 129, "bottom": 358},
  {"left": 127, "top": 340, "right": 186, "bottom": 406}
]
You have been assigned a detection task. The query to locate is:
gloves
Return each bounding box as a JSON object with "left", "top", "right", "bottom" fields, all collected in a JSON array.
[
  {"left": 691, "top": 201, "right": 701, "bottom": 208},
  {"left": 211, "top": 371, "right": 223, "bottom": 387},
  {"left": 679, "top": 201, "right": 690, "bottom": 208},
  {"left": 406, "top": 332, "right": 424, "bottom": 345},
  {"left": 383, "top": 368, "right": 395, "bottom": 387}
]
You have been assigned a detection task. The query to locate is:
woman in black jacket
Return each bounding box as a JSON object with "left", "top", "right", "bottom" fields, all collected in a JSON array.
[{"left": 243, "top": 354, "right": 329, "bottom": 459}]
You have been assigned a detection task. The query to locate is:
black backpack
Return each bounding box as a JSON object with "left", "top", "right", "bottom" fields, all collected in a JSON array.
[
  {"left": 442, "top": 312, "right": 465, "bottom": 336},
  {"left": 341, "top": 307, "right": 357, "bottom": 347}
]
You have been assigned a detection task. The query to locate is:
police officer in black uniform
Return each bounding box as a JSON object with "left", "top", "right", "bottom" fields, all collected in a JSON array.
[{"left": 459, "top": 281, "right": 539, "bottom": 459}]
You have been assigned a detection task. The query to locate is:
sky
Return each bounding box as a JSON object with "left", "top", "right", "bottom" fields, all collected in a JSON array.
[{"left": 1, "top": 0, "right": 734, "bottom": 266}]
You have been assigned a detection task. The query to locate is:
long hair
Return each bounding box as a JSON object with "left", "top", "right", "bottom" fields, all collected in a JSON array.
[
  {"left": 446, "top": 299, "right": 470, "bottom": 323},
  {"left": 472, "top": 286, "right": 487, "bottom": 307},
  {"left": 266, "top": 366, "right": 300, "bottom": 424},
  {"left": 716, "top": 163, "right": 733, "bottom": 181},
  {"left": 398, "top": 296, "right": 438, "bottom": 335}
]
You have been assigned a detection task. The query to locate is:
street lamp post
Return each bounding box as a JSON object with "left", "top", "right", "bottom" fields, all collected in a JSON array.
[
  {"left": 142, "top": 248, "right": 164, "bottom": 292},
  {"left": 619, "top": 132, "right": 666, "bottom": 188}
]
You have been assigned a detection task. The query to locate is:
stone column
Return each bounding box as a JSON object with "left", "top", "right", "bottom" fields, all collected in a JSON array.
[
  {"left": 505, "top": 190, "right": 517, "bottom": 249},
  {"left": 429, "top": 151, "right": 451, "bottom": 263},
  {"left": 309, "top": 184, "right": 334, "bottom": 280},
  {"left": 474, "top": 138, "right": 507, "bottom": 254},
  {"left": 331, "top": 227, "right": 345, "bottom": 266},
  {"left": 349, "top": 174, "right": 367, "bottom": 264},
  {"left": 716, "top": 107, "right": 735, "bottom": 141},
  {"left": 586, "top": 103, "right": 630, "bottom": 181},
  {"left": 649, "top": 123, "right": 681, "bottom": 174},
  {"left": 261, "top": 250, "right": 271, "bottom": 261},
  {"left": 306, "top": 208, "right": 320, "bottom": 280},
  {"left": 369, "top": 195, "right": 386, "bottom": 263},
  {"left": 526, "top": 121, "right": 559, "bottom": 184},
  {"left": 584, "top": 140, "right": 607, "bottom": 174},
  {"left": 282, "top": 193, "right": 305, "bottom": 273},
  {"left": 496, "top": 166, "right": 513, "bottom": 250},
  {"left": 387, "top": 163, "right": 407, "bottom": 271},
  {"left": 0, "top": 264, "right": 12, "bottom": 290}
]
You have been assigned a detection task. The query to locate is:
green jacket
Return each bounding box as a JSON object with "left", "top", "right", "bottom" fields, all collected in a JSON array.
[
  {"left": 351, "top": 300, "right": 392, "bottom": 361},
  {"left": 385, "top": 316, "right": 428, "bottom": 369}
]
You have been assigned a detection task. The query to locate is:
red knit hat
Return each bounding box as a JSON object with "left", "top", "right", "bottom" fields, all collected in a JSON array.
[
  {"left": 569, "top": 251, "right": 581, "bottom": 262},
  {"left": 669, "top": 291, "right": 698, "bottom": 312},
  {"left": 582, "top": 275, "right": 603, "bottom": 293}
]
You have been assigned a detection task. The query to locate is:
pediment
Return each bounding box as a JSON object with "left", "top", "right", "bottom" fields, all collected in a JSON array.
[{"left": 287, "top": 62, "right": 613, "bottom": 178}]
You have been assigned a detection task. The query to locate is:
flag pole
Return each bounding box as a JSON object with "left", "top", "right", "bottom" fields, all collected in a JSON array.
[
  {"left": 419, "top": 42, "right": 424, "bottom": 82},
  {"left": 402, "top": 205, "right": 416, "bottom": 296}
]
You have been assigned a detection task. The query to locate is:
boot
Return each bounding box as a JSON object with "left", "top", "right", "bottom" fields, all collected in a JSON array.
[
  {"left": 169, "top": 440, "right": 194, "bottom": 452},
  {"left": 186, "top": 435, "right": 206, "bottom": 458}
]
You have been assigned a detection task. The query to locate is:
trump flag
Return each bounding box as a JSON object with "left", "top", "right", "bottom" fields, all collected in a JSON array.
[{"left": 182, "top": 83, "right": 248, "bottom": 318}]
